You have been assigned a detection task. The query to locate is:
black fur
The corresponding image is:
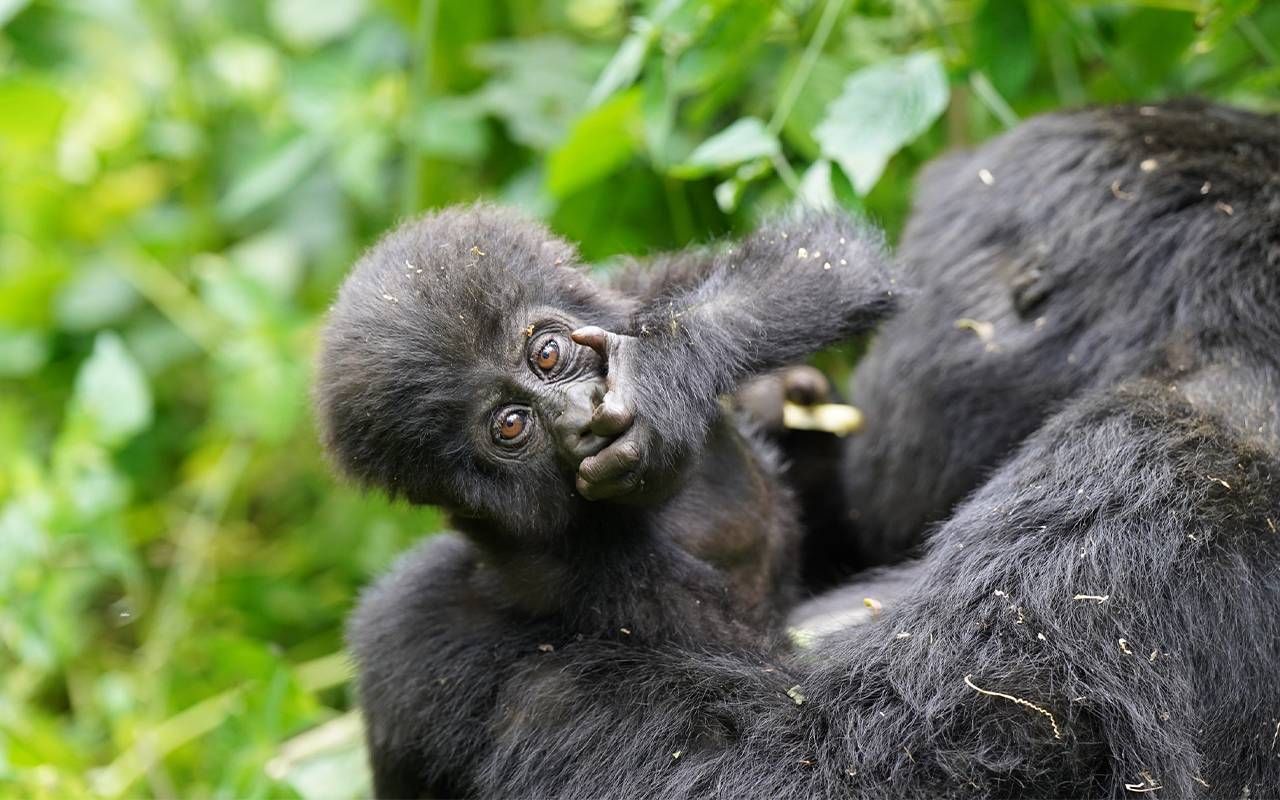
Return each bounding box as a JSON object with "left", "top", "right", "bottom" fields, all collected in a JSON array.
[{"left": 328, "top": 100, "right": 1280, "bottom": 798}]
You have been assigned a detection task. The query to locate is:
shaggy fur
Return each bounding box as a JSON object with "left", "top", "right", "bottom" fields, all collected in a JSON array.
[{"left": 335, "top": 100, "right": 1280, "bottom": 798}]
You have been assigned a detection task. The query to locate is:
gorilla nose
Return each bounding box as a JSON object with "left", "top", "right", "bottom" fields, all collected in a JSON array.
[{"left": 552, "top": 384, "right": 609, "bottom": 464}]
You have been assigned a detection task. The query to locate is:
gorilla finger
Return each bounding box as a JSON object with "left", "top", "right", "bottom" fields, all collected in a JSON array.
[
  {"left": 571, "top": 327, "right": 616, "bottom": 361},
  {"left": 781, "top": 365, "right": 831, "bottom": 406},
  {"left": 576, "top": 469, "right": 640, "bottom": 501},
  {"left": 578, "top": 440, "right": 643, "bottom": 485},
  {"left": 589, "top": 393, "right": 634, "bottom": 436},
  {"left": 575, "top": 473, "right": 601, "bottom": 500}
]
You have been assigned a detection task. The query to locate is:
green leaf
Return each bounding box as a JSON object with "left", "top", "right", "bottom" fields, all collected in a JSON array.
[
  {"left": 672, "top": 117, "right": 779, "bottom": 178},
  {"left": 589, "top": 32, "right": 651, "bottom": 107},
  {"left": 71, "top": 332, "right": 153, "bottom": 447},
  {"left": 546, "top": 89, "right": 642, "bottom": 198},
  {"left": 269, "top": 0, "right": 367, "bottom": 49},
  {"left": 973, "top": 0, "right": 1037, "bottom": 98},
  {"left": 814, "top": 51, "right": 949, "bottom": 195},
  {"left": 587, "top": 0, "right": 685, "bottom": 106}
]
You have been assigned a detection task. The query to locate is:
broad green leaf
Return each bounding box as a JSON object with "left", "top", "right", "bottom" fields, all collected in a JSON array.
[
  {"left": 587, "top": 0, "right": 685, "bottom": 106},
  {"left": 672, "top": 117, "right": 779, "bottom": 178},
  {"left": 973, "top": 0, "right": 1037, "bottom": 98},
  {"left": 546, "top": 89, "right": 642, "bottom": 198},
  {"left": 589, "top": 32, "right": 651, "bottom": 107},
  {"left": 815, "top": 51, "right": 949, "bottom": 195},
  {"left": 71, "top": 332, "right": 153, "bottom": 447}
]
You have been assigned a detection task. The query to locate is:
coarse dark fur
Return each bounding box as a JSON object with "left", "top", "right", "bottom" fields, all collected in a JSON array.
[
  {"left": 329, "top": 100, "right": 1280, "bottom": 798},
  {"left": 315, "top": 204, "right": 899, "bottom": 795}
]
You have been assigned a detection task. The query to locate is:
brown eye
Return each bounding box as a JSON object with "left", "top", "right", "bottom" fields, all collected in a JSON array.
[
  {"left": 494, "top": 408, "right": 529, "bottom": 443},
  {"left": 535, "top": 339, "right": 560, "bottom": 371}
]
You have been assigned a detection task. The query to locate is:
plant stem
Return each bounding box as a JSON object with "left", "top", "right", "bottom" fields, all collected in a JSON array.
[
  {"left": 772, "top": 153, "right": 803, "bottom": 196},
  {"left": 401, "top": 0, "right": 440, "bottom": 216},
  {"left": 1236, "top": 17, "right": 1278, "bottom": 67},
  {"left": 768, "top": 0, "right": 847, "bottom": 137},
  {"left": 969, "top": 71, "right": 1019, "bottom": 129}
]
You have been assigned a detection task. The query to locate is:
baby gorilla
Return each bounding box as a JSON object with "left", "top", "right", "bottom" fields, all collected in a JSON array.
[{"left": 314, "top": 206, "right": 897, "bottom": 793}]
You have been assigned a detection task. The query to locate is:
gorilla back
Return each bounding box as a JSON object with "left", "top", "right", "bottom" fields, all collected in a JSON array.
[{"left": 834, "top": 100, "right": 1280, "bottom": 567}]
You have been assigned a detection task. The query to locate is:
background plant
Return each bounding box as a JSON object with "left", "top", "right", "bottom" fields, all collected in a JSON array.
[{"left": 0, "top": 0, "right": 1275, "bottom": 797}]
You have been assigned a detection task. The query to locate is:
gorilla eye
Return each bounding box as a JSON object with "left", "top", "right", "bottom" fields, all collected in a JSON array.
[
  {"left": 533, "top": 338, "right": 560, "bottom": 373},
  {"left": 493, "top": 407, "right": 530, "bottom": 444}
]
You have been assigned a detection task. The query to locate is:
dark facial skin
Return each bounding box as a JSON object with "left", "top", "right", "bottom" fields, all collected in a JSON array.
[
  {"left": 477, "top": 313, "right": 609, "bottom": 477},
  {"left": 476, "top": 316, "right": 693, "bottom": 508}
]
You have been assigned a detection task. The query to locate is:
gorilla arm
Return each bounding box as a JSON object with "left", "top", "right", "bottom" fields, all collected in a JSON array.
[{"left": 573, "top": 213, "right": 900, "bottom": 500}]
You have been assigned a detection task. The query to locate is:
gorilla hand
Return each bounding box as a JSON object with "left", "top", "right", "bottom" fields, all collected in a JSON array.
[{"left": 570, "top": 326, "right": 684, "bottom": 503}]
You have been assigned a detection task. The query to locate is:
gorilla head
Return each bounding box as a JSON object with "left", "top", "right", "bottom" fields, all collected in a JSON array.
[{"left": 314, "top": 204, "right": 635, "bottom": 539}]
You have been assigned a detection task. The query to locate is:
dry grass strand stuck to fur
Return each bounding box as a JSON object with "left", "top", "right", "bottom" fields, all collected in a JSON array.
[{"left": 964, "top": 674, "right": 1063, "bottom": 740}]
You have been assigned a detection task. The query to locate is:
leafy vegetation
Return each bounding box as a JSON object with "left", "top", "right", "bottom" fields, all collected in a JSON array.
[{"left": 1, "top": 0, "right": 1275, "bottom": 796}]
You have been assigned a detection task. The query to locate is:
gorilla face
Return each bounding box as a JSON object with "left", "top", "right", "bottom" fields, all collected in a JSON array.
[
  {"left": 443, "top": 306, "right": 616, "bottom": 538},
  {"left": 479, "top": 309, "right": 609, "bottom": 470},
  {"left": 314, "top": 205, "right": 640, "bottom": 541}
]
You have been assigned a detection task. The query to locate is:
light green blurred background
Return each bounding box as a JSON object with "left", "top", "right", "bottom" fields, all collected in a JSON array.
[{"left": 0, "top": 0, "right": 1275, "bottom": 796}]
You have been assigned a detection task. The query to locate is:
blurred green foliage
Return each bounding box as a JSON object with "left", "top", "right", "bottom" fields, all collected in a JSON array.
[{"left": 0, "top": 0, "right": 1275, "bottom": 796}]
